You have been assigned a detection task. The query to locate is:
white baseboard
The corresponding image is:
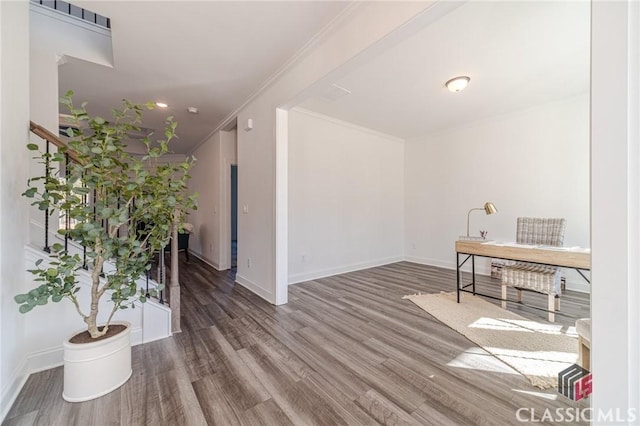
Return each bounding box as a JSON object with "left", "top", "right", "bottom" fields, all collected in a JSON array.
[
  {"left": 26, "top": 346, "right": 63, "bottom": 374},
  {"left": 235, "top": 274, "right": 274, "bottom": 303},
  {"left": 404, "top": 254, "right": 494, "bottom": 276},
  {"left": 1, "top": 358, "right": 28, "bottom": 422},
  {"left": 403, "top": 255, "right": 457, "bottom": 271},
  {"left": 131, "top": 326, "right": 143, "bottom": 346},
  {"left": 2, "top": 346, "right": 65, "bottom": 422},
  {"left": 288, "top": 256, "right": 404, "bottom": 285},
  {"left": 189, "top": 250, "right": 223, "bottom": 271}
]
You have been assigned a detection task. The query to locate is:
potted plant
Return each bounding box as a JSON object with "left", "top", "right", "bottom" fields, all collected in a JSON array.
[{"left": 16, "top": 91, "right": 197, "bottom": 401}]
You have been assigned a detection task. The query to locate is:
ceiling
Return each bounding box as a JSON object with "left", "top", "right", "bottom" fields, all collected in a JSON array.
[
  {"left": 59, "top": 1, "right": 590, "bottom": 152},
  {"left": 60, "top": 1, "right": 351, "bottom": 154},
  {"left": 298, "top": 1, "right": 590, "bottom": 139}
]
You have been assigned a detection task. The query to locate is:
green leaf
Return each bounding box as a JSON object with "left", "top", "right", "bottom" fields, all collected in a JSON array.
[
  {"left": 14, "top": 294, "right": 28, "bottom": 304},
  {"left": 19, "top": 304, "right": 33, "bottom": 314},
  {"left": 20, "top": 93, "right": 198, "bottom": 322},
  {"left": 27, "top": 143, "right": 39, "bottom": 151},
  {"left": 22, "top": 187, "right": 37, "bottom": 198}
]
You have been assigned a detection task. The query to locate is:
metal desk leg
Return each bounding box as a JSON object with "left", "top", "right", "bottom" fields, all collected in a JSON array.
[
  {"left": 456, "top": 252, "right": 461, "bottom": 303},
  {"left": 471, "top": 255, "right": 476, "bottom": 295}
]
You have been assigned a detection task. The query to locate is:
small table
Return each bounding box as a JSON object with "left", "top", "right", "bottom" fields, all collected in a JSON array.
[{"left": 455, "top": 240, "right": 591, "bottom": 304}]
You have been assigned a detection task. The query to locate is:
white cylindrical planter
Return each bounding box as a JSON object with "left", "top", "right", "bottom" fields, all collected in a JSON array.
[{"left": 62, "top": 321, "right": 132, "bottom": 402}]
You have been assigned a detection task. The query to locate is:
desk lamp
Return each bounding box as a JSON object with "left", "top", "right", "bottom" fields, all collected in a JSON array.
[{"left": 467, "top": 202, "right": 497, "bottom": 237}]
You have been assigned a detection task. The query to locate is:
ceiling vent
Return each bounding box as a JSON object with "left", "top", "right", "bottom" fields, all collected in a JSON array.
[{"left": 320, "top": 83, "right": 351, "bottom": 102}]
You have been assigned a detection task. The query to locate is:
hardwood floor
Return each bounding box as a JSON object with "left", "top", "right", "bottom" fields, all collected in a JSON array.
[{"left": 3, "top": 259, "right": 590, "bottom": 425}]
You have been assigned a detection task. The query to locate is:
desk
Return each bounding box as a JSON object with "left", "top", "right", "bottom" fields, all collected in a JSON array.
[{"left": 455, "top": 240, "right": 591, "bottom": 304}]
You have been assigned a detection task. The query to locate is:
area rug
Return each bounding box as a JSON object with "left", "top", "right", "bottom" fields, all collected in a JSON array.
[{"left": 402, "top": 291, "right": 578, "bottom": 389}]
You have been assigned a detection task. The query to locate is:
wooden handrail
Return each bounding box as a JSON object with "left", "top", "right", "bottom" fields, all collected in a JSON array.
[
  {"left": 29, "top": 120, "right": 81, "bottom": 164},
  {"left": 30, "top": 120, "right": 182, "bottom": 323}
]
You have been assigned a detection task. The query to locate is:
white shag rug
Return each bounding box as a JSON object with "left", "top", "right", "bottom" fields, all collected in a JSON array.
[{"left": 403, "top": 291, "right": 578, "bottom": 389}]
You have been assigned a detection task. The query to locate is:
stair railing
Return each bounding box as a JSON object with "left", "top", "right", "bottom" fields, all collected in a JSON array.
[{"left": 29, "top": 121, "right": 180, "bottom": 331}]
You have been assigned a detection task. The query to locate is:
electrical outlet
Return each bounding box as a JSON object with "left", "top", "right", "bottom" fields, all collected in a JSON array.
[
  {"left": 247, "top": 258, "right": 251, "bottom": 268},
  {"left": 301, "top": 254, "right": 306, "bottom": 263}
]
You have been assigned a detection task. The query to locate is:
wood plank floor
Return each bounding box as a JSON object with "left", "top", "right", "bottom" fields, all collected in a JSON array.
[{"left": 3, "top": 259, "right": 590, "bottom": 425}]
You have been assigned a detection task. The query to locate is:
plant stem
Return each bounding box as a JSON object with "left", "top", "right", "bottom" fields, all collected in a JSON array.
[{"left": 87, "top": 238, "right": 105, "bottom": 338}]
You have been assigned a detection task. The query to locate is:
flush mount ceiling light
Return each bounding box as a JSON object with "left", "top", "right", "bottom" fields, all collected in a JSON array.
[
  {"left": 187, "top": 107, "right": 199, "bottom": 114},
  {"left": 155, "top": 102, "right": 168, "bottom": 108},
  {"left": 445, "top": 76, "right": 470, "bottom": 93}
]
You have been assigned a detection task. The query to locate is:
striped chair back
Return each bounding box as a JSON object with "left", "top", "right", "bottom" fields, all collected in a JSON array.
[{"left": 516, "top": 217, "right": 566, "bottom": 247}]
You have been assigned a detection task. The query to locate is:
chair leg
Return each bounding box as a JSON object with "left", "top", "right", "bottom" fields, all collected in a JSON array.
[
  {"left": 501, "top": 285, "right": 507, "bottom": 309},
  {"left": 548, "top": 293, "right": 555, "bottom": 322}
]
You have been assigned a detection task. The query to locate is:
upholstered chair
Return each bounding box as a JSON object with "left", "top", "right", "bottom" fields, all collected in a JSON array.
[{"left": 501, "top": 217, "right": 566, "bottom": 322}]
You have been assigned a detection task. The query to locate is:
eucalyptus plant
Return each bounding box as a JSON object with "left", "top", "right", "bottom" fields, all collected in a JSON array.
[{"left": 16, "top": 91, "right": 197, "bottom": 338}]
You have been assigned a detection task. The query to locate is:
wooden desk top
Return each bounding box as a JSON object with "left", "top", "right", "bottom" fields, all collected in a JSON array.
[{"left": 455, "top": 240, "right": 591, "bottom": 270}]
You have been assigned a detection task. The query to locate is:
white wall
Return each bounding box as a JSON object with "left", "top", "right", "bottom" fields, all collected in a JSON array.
[
  {"left": 235, "top": 1, "right": 436, "bottom": 304},
  {"left": 591, "top": 1, "right": 640, "bottom": 420},
  {"left": 188, "top": 129, "right": 236, "bottom": 270},
  {"left": 29, "top": 3, "right": 113, "bottom": 249},
  {"left": 288, "top": 109, "right": 404, "bottom": 284},
  {"left": 189, "top": 132, "right": 221, "bottom": 266},
  {"left": 0, "top": 0, "right": 30, "bottom": 419},
  {"left": 30, "top": 2, "right": 112, "bottom": 144},
  {"left": 404, "top": 95, "right": 590, "bottom": 290}
]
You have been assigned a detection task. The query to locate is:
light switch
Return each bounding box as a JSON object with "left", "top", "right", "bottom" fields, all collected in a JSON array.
[{"left": 243, "top": 205, "right": 249, "bottom": 214}]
